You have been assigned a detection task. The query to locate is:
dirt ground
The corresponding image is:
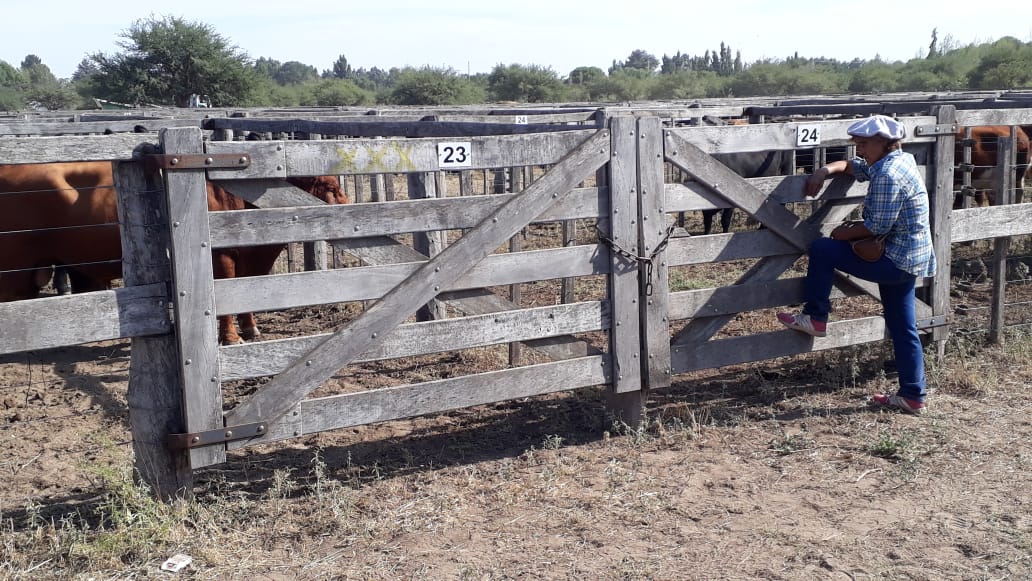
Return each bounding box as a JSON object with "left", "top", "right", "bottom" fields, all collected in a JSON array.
[
  {"left": 2, "top": 308, "right": 1030, "bottom": 579},
  {"left": 1, "top": 212, "right": 1031, "bottom": 579}
]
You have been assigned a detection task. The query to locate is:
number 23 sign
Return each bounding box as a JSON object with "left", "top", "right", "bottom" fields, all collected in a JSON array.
[{"left": 437, "top": 142, "right": 472, "bottom": 168}]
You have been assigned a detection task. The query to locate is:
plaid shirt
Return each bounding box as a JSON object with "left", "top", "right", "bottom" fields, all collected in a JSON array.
[{"left": 852, "top": 150, "right": 936, "bottom": 277}]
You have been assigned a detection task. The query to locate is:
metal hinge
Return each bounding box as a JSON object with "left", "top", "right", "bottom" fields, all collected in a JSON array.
[
  {"left": 166, "top": 421, "right": 267, "bottom": 450},
  {"left": 145, "top": 153, "right": 251, "bottom": 171},
  {"left": 917, "top": 315, "right": 949, "bottom": 329},
  {"left": 913, "top": 124, "right": 958, "bottom": 137}
]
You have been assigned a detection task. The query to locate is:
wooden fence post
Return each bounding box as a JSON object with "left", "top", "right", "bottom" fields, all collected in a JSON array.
[
  {"left": 409, "top": 171, "right": 446, "bottom": 321},
  {"left": 989, "top": 131, "right": 1016, "bottom": 343},
  {"left": 637, "top": 116, "right": 671, "bottom": 391},
  {"left": 930, "top": 105, "right": 956, "bottom": 360},
  {"left": 604, "top": 116, "right": 645, "bottom": 427},
  {"left": 116, "top": 159, "right": 192, "bottom": 499},
  {"left": 161, "top": 126, "right": 226, "bottom": 471}
]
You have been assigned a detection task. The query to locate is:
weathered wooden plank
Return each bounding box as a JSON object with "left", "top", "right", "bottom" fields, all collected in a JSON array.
[
  {"left": 216, "top": 243, "right": 607, "bottom": 314},
  {"left": 667, "top": 277, "right": 890, "bottom": 320},
  {"left": 207, "top": 186, "right": 604, "bottom": 248},
  {"left": 930, "top": 106, "right": 957, "bottom": 350},
  {"left": 672, "top": 317, "right": 887, "bottom": 373},
  {"left": 228, "top": 355, "right": 609, "bottom": 450},
  {"left": 955, "top": 109, "right": 1032, "bottom": 127},
  {"left": 222, "top": 128, "right": 611, "bottom": 427},
  {"left": 161, "top": 127, "right": 225, "bottom": 469},
  {"left": 637, "top": 116, "right": 671, "bottom": 390},
  {"left": 334, "top": 236, "right": 599, "bottom": 362},
  {"left": 950, "top": 203, "right": 1032, "bottom": 242},
  {"left": 0, "top": 134, "right": 158, "bottom": 164},
  {"left": 605, "top": 117, "right": 642, "bottom": 395},
  {"left": 220, "top": 301, "right": 606, "bottom": 380},
  {"left": 209, "top": 131, "right": 598, "bottom": 178},
  {"left": 115, "top": 160, "right": 191, "bottom": 500},
  {"left": 203, "top": 117, "right": 595, "bottom": 138},
  {"left": 0, "top": 118, "right": 201, "bottom": 136},
  {"left": 664, "top": 174, "right": 881, "bottom": 211},
  {"left": 665, "top": 229, "right": 799, "bottom": 266},
  {"left": 0, "top": 284, "right": 169, "bottom": 354},
  {"left": 665, "top": 116, "right": 937, "bottom": 154}
]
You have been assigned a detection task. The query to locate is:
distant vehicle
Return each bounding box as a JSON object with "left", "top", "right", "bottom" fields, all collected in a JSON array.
[{"left": 188, "top": 94, "right": 212, "bottom": 108}]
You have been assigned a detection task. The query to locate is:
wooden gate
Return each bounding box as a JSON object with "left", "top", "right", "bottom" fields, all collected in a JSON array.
[
  {"left": 653, "top": 111, "right": 956, "bottom": 376},
  {"left": 137, "top": 119, "right": 671, "bottom": 495}
]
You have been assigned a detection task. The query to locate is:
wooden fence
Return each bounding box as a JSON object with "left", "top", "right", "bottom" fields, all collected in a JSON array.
[{"left": 3, "top": 101, "right": 1032, "bottom": 499}]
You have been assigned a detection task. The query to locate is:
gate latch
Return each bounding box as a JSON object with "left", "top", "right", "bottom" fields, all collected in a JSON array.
[
  {"left": 167, "top": 421, "right": 267, "bottom": 450},
  {"left": 145, "top": 153, "right": 251, "bottom": 171}
]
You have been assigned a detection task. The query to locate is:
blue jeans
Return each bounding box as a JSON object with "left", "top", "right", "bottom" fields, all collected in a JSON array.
[{"left": 802, "top": 237, "right": 927, "bottom": 402}]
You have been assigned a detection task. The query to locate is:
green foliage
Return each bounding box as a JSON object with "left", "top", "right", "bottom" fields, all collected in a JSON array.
[
  {"left": 88, "top": 15, "right": 257, "bottom": 107},
  {"left": 567, "top": 66, "right": 605, "bottom": 85},
  {"left": 310, "top": 78, "right": 373, "bottom": 106},
  {"left": 967, "top": 37, "right": 1032, "bottom": 89},
  {"left": 488, "top": 63, "right": 564, "bottom": 102},
  {"left": 329, "top": 54, "right": 352, "bottom": 79},
  {"left": 274, "top": 61, "right": 319, "bottom": 85},
  {"left": 387, "top": 67, "right": 485, "bottom": 105},
  {"left": 0, "top": 60, "right": 26, "bottom": 90},
  {"left": 620, "top": 49, "right": 660, "bottom": 73},
  {"left": 730, "top": 61, "right": 846, "bottom": 97}
]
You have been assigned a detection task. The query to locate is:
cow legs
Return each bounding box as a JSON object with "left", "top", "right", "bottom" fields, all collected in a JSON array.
[
  {"left": 237, "top": 313, "right": 260, "bottom": 341},
  {"left": 212, "top": 251, "right": 245, "bottom": 345}
]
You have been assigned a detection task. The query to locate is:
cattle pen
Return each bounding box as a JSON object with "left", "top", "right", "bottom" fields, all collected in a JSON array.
[{"left": 2, "top": 94, "right": 1032, "bottom": 499}]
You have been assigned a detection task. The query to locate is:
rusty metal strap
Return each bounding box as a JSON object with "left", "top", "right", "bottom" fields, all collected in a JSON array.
[
  {"left": 167, "top": 421, "right": 267, "bottom": 450},
  {"left": 145, "top": 153, "right": 251, "bottom": 171}
]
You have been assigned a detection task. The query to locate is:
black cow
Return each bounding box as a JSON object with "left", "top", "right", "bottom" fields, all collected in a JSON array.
[
  {"left": 680, "top": 116, "right": 795, "bottom": 234},
  {"left": 701, "top": 149, "right": 795, "bottom": 234}
]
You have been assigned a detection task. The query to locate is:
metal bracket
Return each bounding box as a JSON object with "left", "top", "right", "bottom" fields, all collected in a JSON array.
[
  {"left": 917, "top": 315, "right": 949, "bottom": 329},
  {"left": 145, "top": 153, "right": 251, "bottom": 171},
  {"left": 166, "top": 421, "right": 267, "bottom": 450},
  {"left": 913, "top": 124, "right": 958, "bottom": 137}
]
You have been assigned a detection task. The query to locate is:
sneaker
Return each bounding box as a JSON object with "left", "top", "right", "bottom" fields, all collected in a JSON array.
[
  {"left": 776, "top": 312, "right": 827, "bottom": 337},
  {"left": 871, "top": 393, "right": 926, "bottom": 415}
]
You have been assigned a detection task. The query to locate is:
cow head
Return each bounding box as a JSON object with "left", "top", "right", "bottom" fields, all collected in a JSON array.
[{"left": 287, "top": 176, "right": 349, "bottom": 205}]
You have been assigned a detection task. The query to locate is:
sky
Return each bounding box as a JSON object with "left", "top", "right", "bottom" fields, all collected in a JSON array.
[{"left": 4, "top": 0, "right": 1032, "bottom": 80}]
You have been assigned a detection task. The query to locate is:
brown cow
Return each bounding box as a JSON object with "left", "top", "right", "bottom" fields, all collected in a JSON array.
[
  {"left": 0, "top": 162, "right": 348, "bottom": 344},
  {"left": 954, "top": 125, "right": 1032, "bottom": 208}
]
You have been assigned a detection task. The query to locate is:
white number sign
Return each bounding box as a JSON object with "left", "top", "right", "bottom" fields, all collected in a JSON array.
[
  {"left": 514, "top": 115, "right": 529, "bottom": 125},
  {"left": 796, "top": 124, "right": 822, "bottom": 147},
  {"left": 437, "top": 142, "right": 472, "bottom": 168}
]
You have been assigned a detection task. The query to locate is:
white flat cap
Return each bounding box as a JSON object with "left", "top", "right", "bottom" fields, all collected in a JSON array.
[{"left": 847, "top": 115, "right": 906, "bottom": 140}]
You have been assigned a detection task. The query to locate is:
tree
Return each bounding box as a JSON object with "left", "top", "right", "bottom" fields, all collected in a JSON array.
[
  {"left": 620, "top": 50, "right": 659, "bottom": 73},
  {"left": 567, "top": 66, "right": 605, "bottom": 85},
  {"left": 329, "top": 54, "right": 352, "bottom": 79},
  {"left": 310, "top": 78, "right": 372, "bottom": 106},
  {"left": 488, "top": 64, "right": 563, "bottom": 102},
  {"left": 274, "top": 61, "right": 319, "bottom": 85},
  {"left": 88, "top": 16, "right": 257, "bottom": 107},
  {"left": 928, "top": 28, "right": 939, "bottom": 58},
  {"left": 387, "top": 67, "right": 485, "bottom": 105},
  {"left": 253, "top": 57, "right": 282, "bottom": 79},
  {"left": 20, "top": 54, "right": 57, "bottom": 86},
  {"left": 967, "top": 37, "right": 1032, "bottom": 89}
]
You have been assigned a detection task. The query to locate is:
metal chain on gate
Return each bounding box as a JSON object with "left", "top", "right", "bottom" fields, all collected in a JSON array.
[{"left": 596, "top": 221, "right": 677, "bottom": 296}]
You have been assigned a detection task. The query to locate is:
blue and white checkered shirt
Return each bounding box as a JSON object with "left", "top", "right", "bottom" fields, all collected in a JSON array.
[{"left": 852, "top": 150, "right": 936, "bottom": 278}]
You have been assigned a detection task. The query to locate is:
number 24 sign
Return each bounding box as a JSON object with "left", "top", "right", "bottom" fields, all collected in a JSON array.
[
  {"left": 437, "top": 142, "right": 472, "bottom": 168},
  {"left": 796, "top": 124, "right": 822, "bottom": 147}
]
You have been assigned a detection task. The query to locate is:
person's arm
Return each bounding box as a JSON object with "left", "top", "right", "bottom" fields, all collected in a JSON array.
[{"left": 804, "top": 159, "right": 854, "bottom": 198}]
